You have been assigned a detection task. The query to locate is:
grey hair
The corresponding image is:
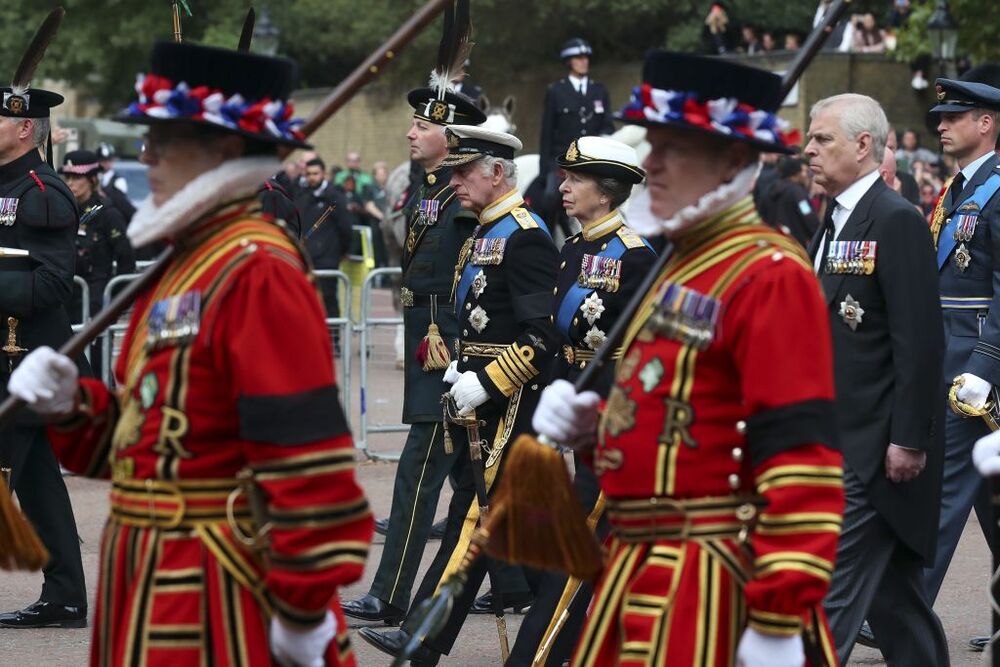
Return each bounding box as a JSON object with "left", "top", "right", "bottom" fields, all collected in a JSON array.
[
  {"left": 31, "top": 117, "right": 50, "bottom": 149},
  {"left": 595, "top": 176, "right": 634, "bottom": 210},
  {"left": 811, "top": 93, "right": 888, "bottom": 161},
  {"left": 478, "top": 155, "right": 517, "bottom": 187}
]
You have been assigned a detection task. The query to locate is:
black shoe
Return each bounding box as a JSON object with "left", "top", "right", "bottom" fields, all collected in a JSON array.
[
  {"left": 970, "top": 635, "right": 989, "bottom": 652},
  {"left": 0, "top": 601, "right": 87, "bottom": 629},
  {"left": 357, "top": 627, "right": 440, "bottom": 665},
  {"left": 429, "top": 518, "right": 446, "bottom": 540},
  {"left": 855, "top": 620, "right": 877, "bottom": 649},
  {"left": 374, "top": 517, "right": 390, "bottom": 536},
  {"left": 470, "top": 590, "right": 533, "bottom": 615},
  {"left": 341, "top": 594, "right": 404, "bottom": 625}
]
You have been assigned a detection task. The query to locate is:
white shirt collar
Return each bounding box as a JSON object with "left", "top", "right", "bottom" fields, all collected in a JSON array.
[
  {"left": 960, "top": 151, "right": 995, "bottom": 183},
  {"left": 568, "top": 74, "right": 588, "bottom": 93},
  {"left": 833, "top": 169, "right": 881, "bottom": 226}
]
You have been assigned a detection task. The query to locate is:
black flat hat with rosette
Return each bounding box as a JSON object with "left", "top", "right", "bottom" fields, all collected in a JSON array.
[
  {"left": 615, "top": 50, "right": 798, "bottom": 154},
  {"left": 116, "top": 41, "right": 310, "bottom": 149}
]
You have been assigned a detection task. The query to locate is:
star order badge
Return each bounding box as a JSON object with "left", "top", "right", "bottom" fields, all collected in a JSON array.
[
  {"left": 469, "top": 305, "right": 490, "bottom": 333},
  {"left": 580, "top": 292, "right": 605, "bottom": 325},
  {"left": 838, "top": 294, "right": 864, "bottom": 331},
  {"left": 471, "top": 269, "right": 488, "bottom": 298},
  {"left": 955, "top": 243, "right": 971, "bottom": 272},
  {"left": 583, "top": 325, "right": 606, "bottom": 350}
]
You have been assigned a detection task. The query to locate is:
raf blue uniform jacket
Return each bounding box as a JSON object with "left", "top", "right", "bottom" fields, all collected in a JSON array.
[{"left": 938, "top": 153, "right": 1000, "bottom": 385}]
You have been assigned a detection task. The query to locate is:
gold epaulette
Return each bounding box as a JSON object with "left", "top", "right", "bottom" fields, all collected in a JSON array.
[
  {"left": 511, "top": 207, "right": 539, "bottom": 230},
  {"left": 617, "top": 225, "right": 646, "bottom": 249}
]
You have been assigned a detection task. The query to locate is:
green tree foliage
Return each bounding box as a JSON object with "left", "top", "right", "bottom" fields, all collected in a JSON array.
[
  {"left": 895, "top": 0, "right": 1000, "bottom": 66},
  {"left": 0, "top": 0, "right": 945, "bottom": 112}
]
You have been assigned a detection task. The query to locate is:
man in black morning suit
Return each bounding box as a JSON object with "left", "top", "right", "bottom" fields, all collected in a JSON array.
[
  {"left": 804, "top": 93, "right": 947, "bottom": 666},
  {"left": 922, "top": 76, "right": 1000, "bottom": 652}
]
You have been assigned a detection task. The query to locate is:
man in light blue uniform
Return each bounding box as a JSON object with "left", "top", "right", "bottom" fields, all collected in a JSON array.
[{"left": 925, "top": 77, "right": 1000, "bottom": 653}]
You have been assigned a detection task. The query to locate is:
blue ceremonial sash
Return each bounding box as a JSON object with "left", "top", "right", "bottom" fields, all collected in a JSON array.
[
  {"left": 938, "top": 172, "right": 1000, "bottom": 270},
  {"left": 556, "top": 237, "right": 630, "bottom": 337},
  {"left": 455, "top": 216, "right": 519, "bottom": 315}
]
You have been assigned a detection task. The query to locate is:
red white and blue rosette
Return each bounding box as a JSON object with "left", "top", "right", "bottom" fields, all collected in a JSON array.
[
  {"left": 619, "top": 83, "right": 800, "bottom": 153},
  {"left": 124, "top": 73, "right": 306, "bottom": 145}
]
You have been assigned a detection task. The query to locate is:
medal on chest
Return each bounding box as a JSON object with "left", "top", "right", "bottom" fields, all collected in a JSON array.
[
  {"left": 578, "top": 253, "right": 622, "bottom": 292},
  {"left": 838, "top": 294, "right": 865, "bottom": 331},
  {"left": 644, "top": 282, "right": 721, "bottom": 350},
  {"left": 825, "top": 240, "right": 877, "bottom": 275},
  {"left": 471, "top": 269, "right": 488, "bottom": 298},
  {"left": 953, "top": 203, "right": 980, "bottom": 272},
  {"left": 0, "top": 197, "right": 18, "bottom": 226},
  {"left": 146, "top": 290, "right": 202, "bottom": 351},
  {"left": 415, "top": 198, "right": 441, "bottom": 227},
  {"left": 472, "top": 237, "right": 506, "bottom": 265}
]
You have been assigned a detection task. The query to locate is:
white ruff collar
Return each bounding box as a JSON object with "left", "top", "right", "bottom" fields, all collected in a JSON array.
[
  {"left": 127, "top": 157, "right": 280, "bottom": 247},
  {"left": 627, "top": 163, "right": 760, "bottom": 238}
]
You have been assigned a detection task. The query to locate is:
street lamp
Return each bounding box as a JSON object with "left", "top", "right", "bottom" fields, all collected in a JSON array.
[
  {"left": 927, "top": 1, "right": 959, "bottom": 76},
  {"left": 252, "top": 7, "right": 280, "bottom": 56}
]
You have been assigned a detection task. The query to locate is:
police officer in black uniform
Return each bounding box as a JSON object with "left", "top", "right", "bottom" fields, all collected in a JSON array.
[
  {"left": 509, "top": 136, "right": 655, "bottom": 666},
  {"left": 59, "top": 150, "right": 135, "bottom": 374},
  {"left": 95, "top": 142, "right": 136, "bottom": 224},
  {"left": 538, "top": 38, "right": 614, "bottom": 237},
  {"left": 0, "top": 82, "right": 89, "bottom": 628},
  {"left": 343, "top": 86, "right": 491, "bottom": 624},
  {"left": 359, "top": 125, "right": 560, "bottom": 665}
]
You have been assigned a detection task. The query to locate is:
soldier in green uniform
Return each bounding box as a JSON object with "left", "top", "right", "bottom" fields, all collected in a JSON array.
[{"left": 341, "top": 87, "right": 487, "bottom": 624}]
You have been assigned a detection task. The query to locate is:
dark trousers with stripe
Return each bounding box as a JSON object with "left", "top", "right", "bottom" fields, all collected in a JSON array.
[
  {"left": 369, "top": 422, "right": 529, "bottom": 610},
  {"left": 924, "top": 409, "right": 994, "bottom": 602},
  {"left": 408, "top": 434, "right": 533, "bottom": 657},
  {"left": 0, "top": 425, "right": 87, "bottom": 607}
]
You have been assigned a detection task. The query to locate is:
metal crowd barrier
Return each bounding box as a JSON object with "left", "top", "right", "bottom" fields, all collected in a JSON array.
[
  {"left": 101, "top": 273, "right": 141, "bottom": 385},
  {"left": 356, "top": 266, "right": 407, "bottom": 460},
  {"left": 71, "top": 276, "right": 90, "bottom": 333},
  {"left": 313, "top": 269, "right": 354, "bottom": 430}
]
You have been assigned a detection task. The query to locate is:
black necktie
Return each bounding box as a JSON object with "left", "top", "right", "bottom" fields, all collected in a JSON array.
[
  {"left": 949, "top": 172, "right": 966, "bottom": 208},
  {"left": 817, "top": 202, "right": 837, "bottom": 274}
]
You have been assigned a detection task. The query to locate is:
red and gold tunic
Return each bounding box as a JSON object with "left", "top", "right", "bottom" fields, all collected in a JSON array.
[
  {"left": 573, "top": 198, "right": 844, "bottom": 667},
  {"left": 48, "top": 199, "right": 372, "bottom": 667}
]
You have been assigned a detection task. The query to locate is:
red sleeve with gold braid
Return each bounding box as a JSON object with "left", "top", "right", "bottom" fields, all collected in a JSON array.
[
  {"left": 211, "top": 250, "right": 373, "bottom": 626},
  {"left": 47, "top": 377, "right": 119, "bottom": 478},
  {"left": 725, "top": 256, "right": 844, "bottom": 636}
]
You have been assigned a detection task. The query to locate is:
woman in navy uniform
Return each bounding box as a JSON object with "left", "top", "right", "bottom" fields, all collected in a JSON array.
[{"left": 508, "top": 136, "right": 655, "bottom": 666}]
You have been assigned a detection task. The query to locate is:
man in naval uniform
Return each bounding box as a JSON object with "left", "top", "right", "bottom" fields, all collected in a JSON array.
[
  {"left": 359, "top": 125, "right": 560, "bottom": 665},
  {"left": 342, "top": 86, "right": 489, "bottom": 625},
  {"left": 0, "top": 76, "right": 89, "bottom": 628},
  {"left": 538, "top": 38, "right": 614, "bottom": 236}
]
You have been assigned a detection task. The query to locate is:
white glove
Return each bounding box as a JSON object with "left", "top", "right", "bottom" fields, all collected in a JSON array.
[
  {"left": 450, "top": 371, "right": 489, "bottom": 415},
  {"left": 443, "top": 360, "right": 461, "bottom": 385},
  {"left": 531, "top": 379, "right": 601, "bottom": 450},
  {"left": 7, "top": 346, "right": 79, "bottom": 417},
  {"left": 736, "top": 627, "right": 804, "bottom": 667},
  {"left": 957, "top": 372, "right": 992, "bottom": 409},
  {"left": 270, "top": 610, "right": 336, "bottom": 667},
  {"left": 973, "top": 430, "right": 1000, "bottom": 477}
]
